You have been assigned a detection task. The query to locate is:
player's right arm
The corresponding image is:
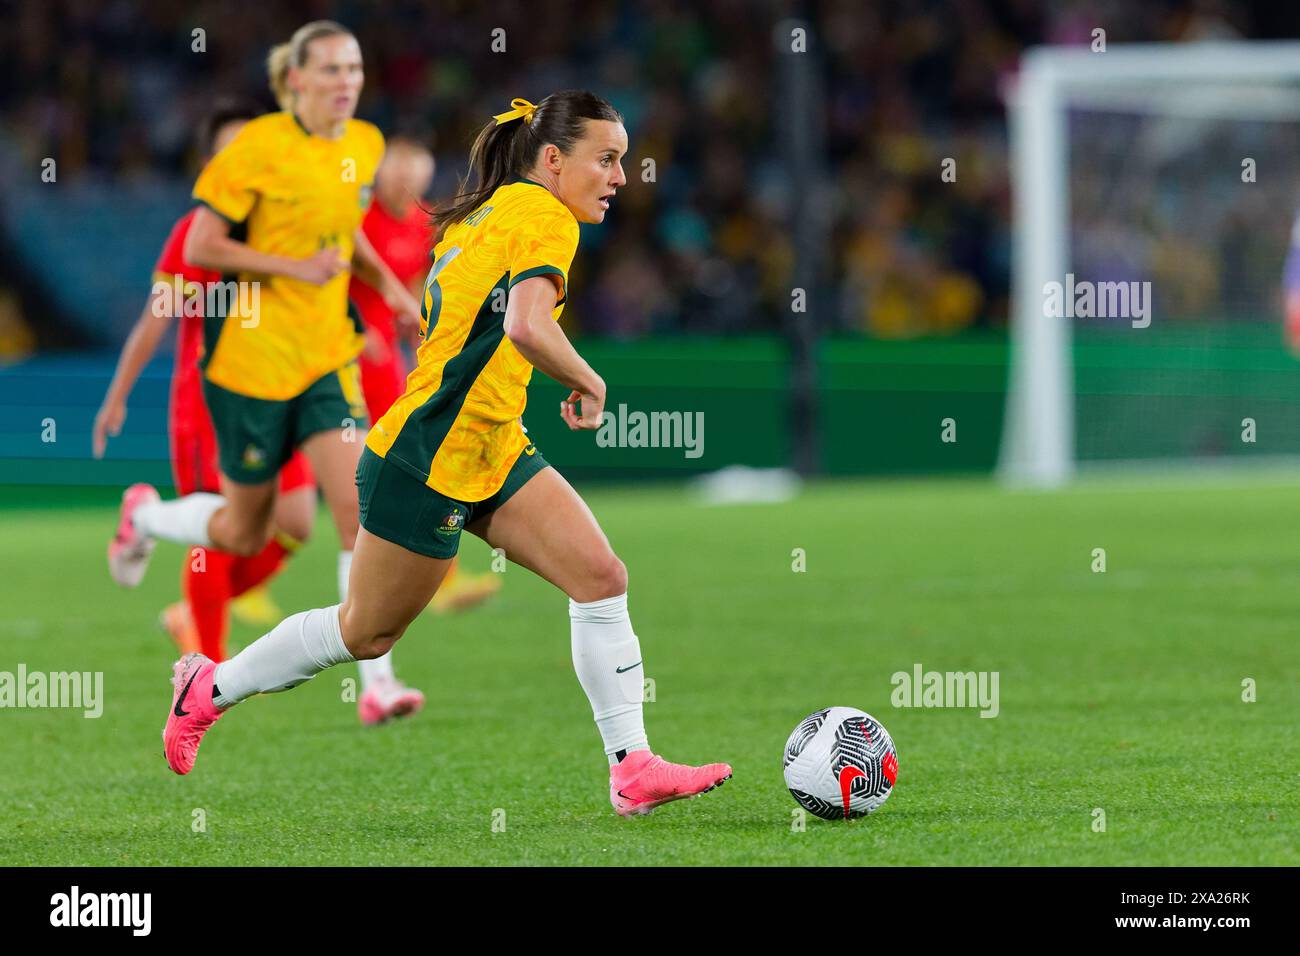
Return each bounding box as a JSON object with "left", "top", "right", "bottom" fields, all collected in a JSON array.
[
  {"left": 92, "top": 284, "right": 175, "bottom": 458},
  {"left": 184, "top": 119, "right": 343, "bottom": 285},
  {"left": 184, "top": 207, "right": 343, "bottom": 284}
]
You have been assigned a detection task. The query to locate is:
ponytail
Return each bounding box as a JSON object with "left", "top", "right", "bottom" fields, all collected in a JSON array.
[
  {"left": 434, "top": 90, "right": 622, "bottom": 231},
  {"left": 433, "top": 120, "right": 532, "bottom": 230},
  {"left": 267, "top": 43, "right": 293, "bottom": 110}
]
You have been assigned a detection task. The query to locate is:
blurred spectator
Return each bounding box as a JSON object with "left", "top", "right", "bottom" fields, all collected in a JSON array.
[{"left": 0, "top": 0, "right": 1287, "bottom": 343}]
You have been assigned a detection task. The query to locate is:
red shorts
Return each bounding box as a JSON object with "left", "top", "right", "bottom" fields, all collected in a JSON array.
[
  {"left": 170, "top": 373, "right": 315, "bottom": 496},
  {"left": 359, "top": 349, "right": 407, "bottom": 421}
]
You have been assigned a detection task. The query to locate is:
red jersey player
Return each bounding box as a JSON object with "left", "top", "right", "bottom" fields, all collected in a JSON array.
[
  {"left": 349, "top": 136, "right": 499, "bottom": 612},
  {"left": 349, "top": 137, "right": 434, "bottom": 420},
  {"left": 93, "top": 101, "right": 316, "bottom": 661}
]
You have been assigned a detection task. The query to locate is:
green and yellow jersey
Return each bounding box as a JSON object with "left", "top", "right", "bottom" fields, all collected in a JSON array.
[
  {"left": 366, "top": 179, "right": 580, "bottom": 501},
  {"left": 192, "top": 111, "right": 384, "bottom": 400}
]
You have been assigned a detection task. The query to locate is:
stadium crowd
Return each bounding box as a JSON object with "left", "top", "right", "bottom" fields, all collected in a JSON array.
[{"left": 0, "top": 0, "right": 1268, "bottom": 346}]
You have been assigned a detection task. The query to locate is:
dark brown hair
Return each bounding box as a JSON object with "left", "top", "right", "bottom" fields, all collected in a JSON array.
[
  {"left": 200, "top": 98, "right": 262, "bottom": 157},
  {"left": 434, "top": 90, "right": 622, "bottom": 230}
]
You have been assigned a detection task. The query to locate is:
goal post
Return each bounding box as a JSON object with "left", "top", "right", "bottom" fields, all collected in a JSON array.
[{"left": 998, "top": 41, "right": 1300, "bottom": 487}]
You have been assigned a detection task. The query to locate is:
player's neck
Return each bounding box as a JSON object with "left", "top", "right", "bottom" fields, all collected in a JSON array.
[
  {"left": 293, "top": 108, "right": 347, "bottom": 141},
  {"left": 523, "top": 167, "right": 561, "bottom": 200}
]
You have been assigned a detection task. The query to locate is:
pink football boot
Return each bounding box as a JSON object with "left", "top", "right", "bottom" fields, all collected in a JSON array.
[
  {"left": 163, "top": 653, "right": 225, "bottom": 775},
  {"left": 609, "top": 750, "right": 733, "bottom": 816},
  {"left": 357, "top": 678, "right": 426, "bottom": 726},
  {"left": 108, "top": 483, "right": 160, "bottom": 587}
]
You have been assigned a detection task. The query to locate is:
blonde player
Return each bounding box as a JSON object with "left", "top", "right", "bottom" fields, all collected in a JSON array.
[
  {"left": 108, "top": 21, "right": 425, "bottom": 722},
  {"left": 93, "top": 101, "right": 316, "bottom": 663},
  {"left": 160, "top": 91, "right": 732, "bottom": 816}
]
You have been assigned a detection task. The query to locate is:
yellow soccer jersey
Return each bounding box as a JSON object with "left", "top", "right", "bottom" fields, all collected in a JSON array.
[
  {"left": 192, "top": 111, "right": 384, "bottom": 399},
  {"left": 366, "top": 179, "right": 580, "bottom": 501}
]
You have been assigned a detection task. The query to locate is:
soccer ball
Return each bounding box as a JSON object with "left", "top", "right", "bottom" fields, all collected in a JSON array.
[{"left": 783, "top": 707, "right": 899, "bottom": 820}]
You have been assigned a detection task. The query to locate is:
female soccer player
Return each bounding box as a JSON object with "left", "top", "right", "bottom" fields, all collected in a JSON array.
[
  {"left": 94, "top": 100, "right": 316, "bottom": 663},
  {"left": 108, "top": 21, "right": 425, "bottom": 721},
  {"left": 350, "top": 136, "right": 501, "bottom": 614},
  {"left": 161, "top": 91, "right": 733, "bottom": 816}
]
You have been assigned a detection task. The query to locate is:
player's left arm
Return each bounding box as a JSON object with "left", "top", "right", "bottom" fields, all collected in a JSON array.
[
  {"left": 504, "top": 277, "right": 605, "bottom": 431},
  {"left": 352, "top": 226, "right": 422, "bottom": 340},
  {"left": 500, "top": 201, "right": 593, "bottom": 427},
  {"left": 93, "top": 283, "right": 175, "bottom": 458}
]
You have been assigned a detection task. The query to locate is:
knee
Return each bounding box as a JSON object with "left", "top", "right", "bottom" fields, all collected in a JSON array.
[
  {"left": 274, "top": 490, "right": 316, "bottom": 545},
  {"left": 276, "top": 515, "right": 313, "bottom": 547},
  {"left": 575, "top": 551, "right": 627, "bottom": 603},
  {"left": 225, "top": 525, "right": 271, "bottom": 558},
  {"left": 339, "top": 603, "right": 405, "bottom": 659},
  {"left": 351, "top": 634, "right": 400, "bottom": 660},
  {"left": 343, "top": 629, "right": 397, "bottom": 665}
]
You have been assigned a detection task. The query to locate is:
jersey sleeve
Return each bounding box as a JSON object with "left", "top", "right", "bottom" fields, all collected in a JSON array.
[
  {"left": 191, "top": 122, "right": 267, "bottom": 224},
  {"left": 505, "top": 200, "right": 580, "bottom": 306},
  {"left": 153, "top": 213, "right": 199, "bottom": 282}
]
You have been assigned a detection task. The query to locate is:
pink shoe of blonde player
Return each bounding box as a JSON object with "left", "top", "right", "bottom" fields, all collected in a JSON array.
[
  {"left": 609, "top": 750, "right": 733, "bottom": 817},
  {"left": 108, "top": 483, "right": 160, "bottom": 588},
  {"left": 357, "top": 677, "right": 426, "bottom": 726},
  {"left": 163, "top": 653, "right": 225, "bottom": 775}
]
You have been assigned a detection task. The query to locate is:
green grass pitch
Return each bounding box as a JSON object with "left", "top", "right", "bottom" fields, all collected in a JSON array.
[{"left": 1, "top": 474, "right": 1296, "bottom": 865}]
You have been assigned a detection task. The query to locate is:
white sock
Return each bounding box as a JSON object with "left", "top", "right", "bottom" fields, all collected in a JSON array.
[
  {"left": 212, "top": 604, "right": 354, "bottom": 707},
  {"left": 358, "top": 651, "right": 395, "bottom": 689},
  {"left": 340, "top": 549, "right": 398, "bottom": 690},
  {"left": 337, "top": 550, "right": 352, "bottom": 601},
  {"left": 569, "top": 592, "right": 649, "bottom": 764},
  {"left": 132, "top": 493, "right": 222, "bottom": 546}
]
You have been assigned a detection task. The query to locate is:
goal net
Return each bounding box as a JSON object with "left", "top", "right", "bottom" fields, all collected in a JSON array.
[{"left": 999, "top": 42, "right": 1300, "bottom": 486}]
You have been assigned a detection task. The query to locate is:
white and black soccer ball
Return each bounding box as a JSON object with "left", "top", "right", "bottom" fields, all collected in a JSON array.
[{"left": 783, "top": 707, "right": 899, "bottom": 820}]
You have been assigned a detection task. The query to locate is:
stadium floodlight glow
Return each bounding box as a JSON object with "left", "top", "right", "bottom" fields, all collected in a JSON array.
[{"left": 999, "top": 41, "right": 1300, "bottom": 488}]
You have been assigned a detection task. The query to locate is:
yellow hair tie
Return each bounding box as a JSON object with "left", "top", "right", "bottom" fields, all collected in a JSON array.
[{"left": 493, "top": 97, "right": 538, "bottom": 126}]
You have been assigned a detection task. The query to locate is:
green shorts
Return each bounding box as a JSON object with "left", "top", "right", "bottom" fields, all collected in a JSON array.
[
  {"left": 356, "top": 443, "right": 550, "bottom": 559},
  {"left": 204, "top": 361, "right": 368, "bottom": 485}
]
